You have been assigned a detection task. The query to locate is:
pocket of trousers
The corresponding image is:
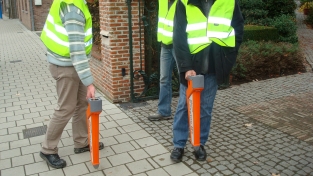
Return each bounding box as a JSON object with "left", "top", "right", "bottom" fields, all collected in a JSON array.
[{"left": 49, "top": 63, "right": 60, "bottom": 80}]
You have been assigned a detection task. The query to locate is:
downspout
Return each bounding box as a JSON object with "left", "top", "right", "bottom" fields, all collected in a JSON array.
[
  {"left": 126, "top": 0, "right": 135, "bottom": 102},
  {"left": 29, "top": 0, "right": 34, "bottom": 31}
]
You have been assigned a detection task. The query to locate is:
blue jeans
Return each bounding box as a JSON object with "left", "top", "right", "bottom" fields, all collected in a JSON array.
[
  {"left": 157, "top": 47, "right": 177, "bottom": 116},
  {"left": 172, "top": 73, "right": 218, "bottom": 148}
]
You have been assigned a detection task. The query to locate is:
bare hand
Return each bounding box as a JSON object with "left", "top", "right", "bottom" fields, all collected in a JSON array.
[
  {"left": 86, "top": 84, "right": 95, "bottom": 99},
  {"left": 185, "top": 70, "right": 196, "bottom": 80}
]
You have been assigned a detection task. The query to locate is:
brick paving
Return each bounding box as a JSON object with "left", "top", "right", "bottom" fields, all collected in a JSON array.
[{"left": 1, "top": 2, "right": 313, "bottom": 176}]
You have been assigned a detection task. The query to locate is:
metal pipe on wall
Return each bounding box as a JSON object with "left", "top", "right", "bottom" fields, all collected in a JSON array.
[{"left": 29, "top": 0, "right": 34, "bottom": 30}]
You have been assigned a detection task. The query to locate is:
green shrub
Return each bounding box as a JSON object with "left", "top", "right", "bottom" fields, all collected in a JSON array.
[
  {"left": 262, "top": 0, "right": 297, "bottom": 18},
  {"left": 243, "top": 25, "right": 278, "bottom": 42},
  {"left": 231, "top": 41, "right": 305, "bottom": 81},
  {"left": 239, "top": 0, "right": 268, "bottom": 24},
  {"left": 239, "top": 0, "right": 298, "bottom": 44},
  {"left": 269, "top": 15, "right": 298, "bottom": 43}
]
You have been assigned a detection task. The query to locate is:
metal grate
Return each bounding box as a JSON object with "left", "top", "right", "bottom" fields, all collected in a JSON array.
[{"left": 23, "top": 125, "right": 47, "bottom": 139}]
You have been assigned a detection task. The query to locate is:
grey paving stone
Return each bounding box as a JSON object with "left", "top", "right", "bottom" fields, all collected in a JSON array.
[
  {"left": 38, "top": 169, "right": 65, "bottom": 176},
  {"left": 10, "top": 138, "right": 30, "bottom": 148},
  {"left": 163, "top": 163, "right": 193, "bottom": 176},
  {"left": 103, "top": 165, "right": 132, "bottom": 176},
  {"left": 1, "top": 166, "right": 25, "bottom": 176},
  {"left": 63, "top": 163, "right": 89, "bottom": 176},
  {"left": 112, "top": 142, "right": 135, "bottom": 154},
  {"left": 146, "top": 168, "right": 169, "bottom": 176},
  {"left": 0, "top": 158, "right": 11, "bottom": 170},
  {"left": 85, "top": 157, "right": 112, "bottom": 172},
  {"left": 143, "top": 144, "right": 168, "bottom": 157},
  {"left": 126, "top": 159, "right": 154, "bottom": 174},
  {"left": 129, "top": 149, "right": 150, "bottom": 161},
  {"left": 25, "top": 161, "right": 49, "bottom": 175},
  {"left": 108, "top": 153, "right": 134, "bottom": 166}
]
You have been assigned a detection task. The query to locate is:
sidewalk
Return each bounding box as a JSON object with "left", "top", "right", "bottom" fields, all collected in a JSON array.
[{"left": 1, "top": 10, "right": 313, "bottom": 176}]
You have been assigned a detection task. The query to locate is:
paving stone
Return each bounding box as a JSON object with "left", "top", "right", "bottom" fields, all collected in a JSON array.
[
  {"left": 112, "top": 142, "right": 135, "bottom": 154},
  {"left": 70, "top": 151, "right": 90, "bottom": 164},
  {"left": 102, "top": 137, "right": 118, "bottom": 147},
  {"left": 129, "top": 149, "right": 150, "bottom": 161},
  {"left": 81, "top": 171, "right": 105, "bottom": 176},
  {"left": 103, "top": 165, "right": 132, "bottom": 176},
  {"left": 114, "top": 134, "right": 132, "bottom": 143},
  {"left": 25, "top": 161, "right": 49, "bottom": 175},
  {"left": 128, "top": 130, "right": 150, "bottom": 140},
  {"left": 38, "top": 169, "right": 65, "bottom": 176},
  {"left": 99, "top": 128, "right": 121, "bottom": 138},
  {"left": 63, "top": 163, "right": 89, "bottom": 176},
  {"left": 136, "top": 137, "right": 159, "bottom": 148},
  {"left": 146, "top": 168, "right": 169, "bottom": 176},
  {"left": 85, "top": 157, "right": 112, "bottom": 172},
  {"left": 0, "top": 148, "right": 21, "bottom": 159},
  {"left": 1, "top": 166, "right": 25, "bottom": 176},
  {"left": 108, "top": 153, "right": 134, "bottom": 166},
  {"left": 163, "top": 163, "right": 193, "bottom": 176},
  {"left": 126, "top": 159, "right": 154, "bottom": 174},
  {"left": 12, "top": 154, "right": 34, "bottom": 167},
  {"left": 122, "top": 123, "right": 142, "bottom": 133},
  {"left": 143, "top": 144, "right": 168, "bottom": 157},
  {"left": 10, "top": 138, "right": 30, "bottom": 148}
]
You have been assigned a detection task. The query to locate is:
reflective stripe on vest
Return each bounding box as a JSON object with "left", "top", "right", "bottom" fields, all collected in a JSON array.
[
  {"left": 157, "top": 0, "right": 177, "bottom": 45},
  {"left": 41, "top": 0, "right": 92, "bottom": 57},
  {"left": 207, "top": 0, "right": 235, "bottom": 47},
  {"left": 182, "top": 0, "right": 236, "bottom": 54},
  {"left": 182, "top": 0, "right": 211, "bottom": 54}
]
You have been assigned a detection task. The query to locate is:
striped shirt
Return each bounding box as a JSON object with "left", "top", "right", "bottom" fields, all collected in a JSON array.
[{"left": 46, "top": 2, "right": 93, "bottom": 86}]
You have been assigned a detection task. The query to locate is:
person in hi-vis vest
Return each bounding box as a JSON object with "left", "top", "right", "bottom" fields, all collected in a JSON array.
[
  {"left": 39, "top": 0, "right": 104, "bottom": 169},
  {"left": 147, "top": 0, "right": 179, "bottom": 121},
  {"left": 170, "top": 0, "right": 244, "bottom": 162}
]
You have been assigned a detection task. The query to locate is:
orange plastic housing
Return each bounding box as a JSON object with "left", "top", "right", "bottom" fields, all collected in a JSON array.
[
  {"left": 186, "top": 76, "right": 204, "bottom": 147},
  {"left": 86, "top": 98, "right": 102, "bottom": 169}
]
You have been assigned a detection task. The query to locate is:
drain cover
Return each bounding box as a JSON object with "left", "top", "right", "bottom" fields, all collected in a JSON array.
[{"left": 23, "top": 125, "right": 47, "bottom": 139}]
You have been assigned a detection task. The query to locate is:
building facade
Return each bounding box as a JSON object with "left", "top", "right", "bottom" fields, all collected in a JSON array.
[
  {"left": 11, "top": 0, "right": 147, "bottom": 103},
  {"left": 16, "top": 0, "right": 52, "bottom": 31}
]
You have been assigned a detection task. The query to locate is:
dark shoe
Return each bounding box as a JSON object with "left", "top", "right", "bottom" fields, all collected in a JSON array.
[
  {"left": 40, "top": 152, "right": 66, "bottom": 169},
  {"left": 148, "top": 113, "right": 171, "bottom": 121},
  {"left": 74, "top": 142, "right": 104, "bottom": 154},
  {"left": 193, "top": 145, "right": 207, "bottom": 161},
  {"left": 170, "top": 147, "right": 184, "bottom": 162}
]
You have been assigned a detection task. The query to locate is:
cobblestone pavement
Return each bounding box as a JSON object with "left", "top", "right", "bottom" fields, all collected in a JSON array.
[
  {"left": 119, "top": 72, "right": 313, "bottom": 176},
  {"left": 1, "top": 2, "right": 313, "bottom": 176}
]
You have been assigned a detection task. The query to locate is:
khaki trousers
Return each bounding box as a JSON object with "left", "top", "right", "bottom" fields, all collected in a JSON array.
[{"left": 41, "top": 63, "right": 88, "bottom": 154}]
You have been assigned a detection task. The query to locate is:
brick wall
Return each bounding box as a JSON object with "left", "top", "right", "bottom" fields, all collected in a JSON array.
[
  {"left": 90, "top": 0, "right": 145, "bottom": 103},
  {"left": 17, "top": 0, "right": 32, "bottom": 30},
  {"left": 17, "top": 0, "right": 51, "bottom": 31},
  {"left": 33, "top": 0, "right": 52, "bottom": 31}
]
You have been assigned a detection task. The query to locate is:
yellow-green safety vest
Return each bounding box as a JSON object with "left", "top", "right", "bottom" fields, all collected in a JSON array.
[
  {"left": 40, "top": 0, "right": 93, "bottom": 57},
  {"left": 182, "top": 0, "right": 235, "bottom": 54},
  {"left": 157, "top": 0, "right": 177, "bottom": 45}
]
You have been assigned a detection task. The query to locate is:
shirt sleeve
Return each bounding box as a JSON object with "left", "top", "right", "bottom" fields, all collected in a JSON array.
[
  {"left": 60, "top": 3, "right": 94, "bottom": 86},
  {"left": 173, "top": 1, "right": 193, "bottom": 74},
  {"left": 231, "top": 0, "right": 245, "bottom": 51}
]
